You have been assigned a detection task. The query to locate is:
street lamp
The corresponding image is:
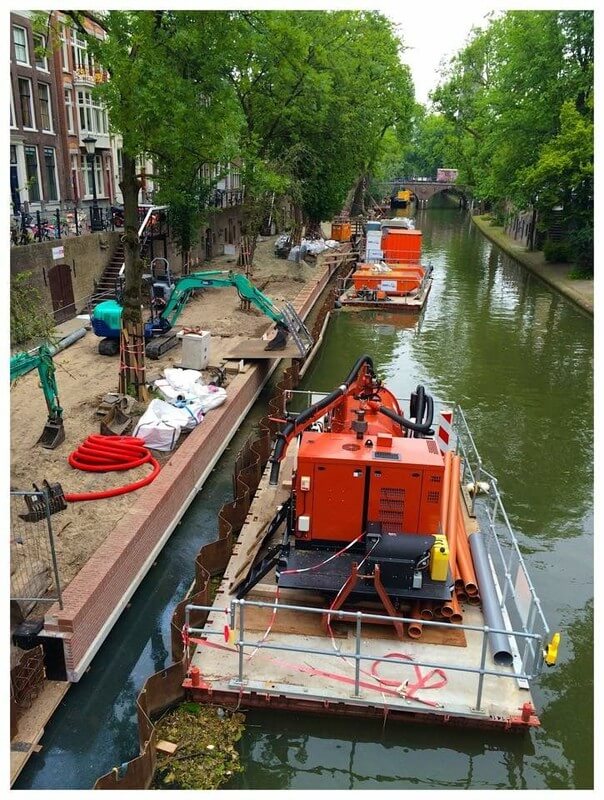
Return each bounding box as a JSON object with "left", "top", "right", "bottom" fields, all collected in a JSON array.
[{"left": 83, "top": 135, "right": 103, "bottom": 232}]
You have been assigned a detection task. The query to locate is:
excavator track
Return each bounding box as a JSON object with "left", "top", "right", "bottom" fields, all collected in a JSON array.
[{"left": 145, "top": 334, "right": 179, "bottom": 360}]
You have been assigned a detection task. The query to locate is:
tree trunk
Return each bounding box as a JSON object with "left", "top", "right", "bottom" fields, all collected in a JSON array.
[
  {"left": 118, "top": 152, "right": 147, "bottom": 399},
  {"left": 350, "top": 173, "right": 368, "bottom": 218}
]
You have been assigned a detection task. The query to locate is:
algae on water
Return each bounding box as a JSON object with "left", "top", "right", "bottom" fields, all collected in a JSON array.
[{"left": 153, "top": 702, "right": 245, "bottom": 789}]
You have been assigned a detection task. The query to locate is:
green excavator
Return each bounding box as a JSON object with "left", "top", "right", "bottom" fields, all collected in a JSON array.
[
  {"left": 91, "top": 270, "right": 313, "bottom": 359},
  {"left": 10, "top": 343, "right": 65, "bottom": 449}
]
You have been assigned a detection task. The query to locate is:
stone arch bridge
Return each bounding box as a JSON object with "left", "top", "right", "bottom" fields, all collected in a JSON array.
[{"left": 378, "top": 178, "right": 470, "bottom": 208}]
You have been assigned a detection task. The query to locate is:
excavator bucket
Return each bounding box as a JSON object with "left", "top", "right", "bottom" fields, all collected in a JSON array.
[
  {"left": 37, "top": 419, "right": 65, "bottom": 450},
  {"left": 100, "top": 400, "right": 133, "bottom": 436},
  {"left": 264, "top": 326, "right": 289, "bottom": 351}
]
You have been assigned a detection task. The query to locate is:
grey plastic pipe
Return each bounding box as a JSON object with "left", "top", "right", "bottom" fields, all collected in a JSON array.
[{"left": 468, "top": 531, "right": 514, "bottom": 666}]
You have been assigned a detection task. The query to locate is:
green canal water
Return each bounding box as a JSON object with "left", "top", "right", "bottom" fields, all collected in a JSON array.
[{"left": 16, "top": 209, "right": 593, "bottom": 790}]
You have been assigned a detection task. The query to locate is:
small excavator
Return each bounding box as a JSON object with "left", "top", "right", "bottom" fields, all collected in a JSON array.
[
  {"left": 10, "top": 343, "right": 65, "bottom": 449},
  {"left": 91, "top": 269, "right": 313, "bottom": 359}
]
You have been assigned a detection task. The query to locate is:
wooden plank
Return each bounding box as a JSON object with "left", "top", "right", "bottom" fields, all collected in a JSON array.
[
  {"left": 224, "top": 338, "right": 303, "bottom": 360},
  {"left": 156, "top": 740, "right": 179, "bottom": 755}
]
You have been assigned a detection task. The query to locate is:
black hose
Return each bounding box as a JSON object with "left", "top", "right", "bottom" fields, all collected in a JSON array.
[
  {"left": 269, "top": 355, "right": 374, "bottom": 485},
  {"left": 378, "top": 394, "right": 434, "bottom": 436},
  {"left": 413, "top": 385, "right": 425, "bottom": 438}
]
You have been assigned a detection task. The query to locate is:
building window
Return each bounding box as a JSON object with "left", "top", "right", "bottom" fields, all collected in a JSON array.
[
  {"left": 24, "top": 145, "right": 41, "bottom": 202},
  {"left": 116, "top": 148, "right": 123, "bottom": 183},
  {"left": 39, "top": 83, "right": 53, "bottom": 132},
  {"left": 77, "top": 90, "right": 108, "bottom": 135},
  {"left": 65, "top": 88, "right": 74, "bottom": 133},
  {"left": 13, "top": 26, "right": 29, "bottom": 65},
  {"left": 60, "top": 25, "right": 70, "bottom": 71},
  {"left": 10, "top": 82, "right": 17, "bottom": 128},
  {"left": 33, "top": 33, "right": 48, "bottom": 70},
  {"left": 72, "top": 34, "right": 94, "bottom": 73},
  {"left": 18, "top": 78, "right": 35, "bottom": 129},
  {"left": 84, "top": 154, "right": 105, "bottom": 197},
  {"left": 44, "top": 148, "right": 59, "bottom": 201},
  {"left": 71, "top": 153, "right": 80, "bottom": 200},
  {"left": 10, "top": 145, "right": 21, "bottom": 212}
]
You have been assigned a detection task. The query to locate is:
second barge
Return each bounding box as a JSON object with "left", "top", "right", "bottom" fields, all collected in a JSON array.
[{"left": 182, "top": 356, "right": 557, "bottom": 729}]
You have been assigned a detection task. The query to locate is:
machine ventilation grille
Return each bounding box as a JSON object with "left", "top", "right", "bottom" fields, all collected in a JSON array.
[
  {"left": 427, "top": 441, "right": 439, "bottom": 454},
  {"left": 430, "top": 474, "right": 442, "bottom": 483},
  {"left": 427, "top": 491, "right": 440, "bottom": 503},
  {"left": 379, "top": 488, "right": 405, "bottom": 532}
]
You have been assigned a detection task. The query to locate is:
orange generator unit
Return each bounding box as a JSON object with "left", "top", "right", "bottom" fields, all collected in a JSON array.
[
  {"left": 258, "top": 355, "right": 454, "bottom": 605},
  {"left": 351, "top": 264, "right": 426, "bottom": 297}
]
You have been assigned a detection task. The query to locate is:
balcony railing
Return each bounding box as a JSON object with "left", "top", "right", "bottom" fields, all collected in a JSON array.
[{"left": 206, "top": 188, "right": 245, "bottom": 209}]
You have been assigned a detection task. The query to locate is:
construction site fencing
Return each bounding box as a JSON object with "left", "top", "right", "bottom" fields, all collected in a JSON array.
[{"left": 10, "top": 490, "right": 63, "bottom": 622}]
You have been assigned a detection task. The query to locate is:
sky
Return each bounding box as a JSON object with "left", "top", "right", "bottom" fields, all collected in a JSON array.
[{"left": 385, "top": 4, "right": 493, "bottom": 104}]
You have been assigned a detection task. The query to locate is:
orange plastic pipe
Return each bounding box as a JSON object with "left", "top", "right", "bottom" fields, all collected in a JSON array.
[
  {"left": 407, "top": 601, "right": 423, "bottom": 639},
  {"left": 440, "top": 451, "right": 452, "bottom": 534},
  {"left": 455, "top": 502, "right": 479, "bottom": 596},
  {"left": 449, "top": 593, "right": 463, "bottom": 625},
  {"left": 445, "top": 454, "right": 461, "bottom": 581},
  {"left": 419, "top": 602, "right": 434, "bottom": 621}
]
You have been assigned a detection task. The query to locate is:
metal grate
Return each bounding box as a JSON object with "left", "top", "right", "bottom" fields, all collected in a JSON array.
[
  {"left": 427, "top": 491, "right": 440, "bottom": 503},
  {"left": 427, "top": 441, "right": 439, "bottom": 454},
  {"left": 379, "top": 488, "right": 405, "bottom": 532},
  {"left": 430, "top": 474, "right": 442, "bottom": 483}
]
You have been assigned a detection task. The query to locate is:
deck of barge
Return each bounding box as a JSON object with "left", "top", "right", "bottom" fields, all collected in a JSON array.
[
  {"left": 185, "top": 446, "right": 540, "bottom": 730},
  {"left": 339, "top": 278, "right": 432, "bottom": 311}
]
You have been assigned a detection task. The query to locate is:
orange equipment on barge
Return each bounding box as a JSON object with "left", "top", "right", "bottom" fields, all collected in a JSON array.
[
  {"left": 343, "top": 220, "right": 433, "bottom": 309},
  {"left": 183, "top": 356, "right": 558, "bottom": 730}
]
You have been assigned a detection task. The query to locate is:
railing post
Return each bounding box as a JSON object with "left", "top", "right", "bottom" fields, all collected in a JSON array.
[
  {"left": 55, "top": 208, "right": 62, "bottom": 240},
  {"left": 354, "top": 612, "right": 362, "bottom": 697},
  {"left": 75, "top": 208, "right": 80, "bottom": 236},
  {"left": 36, "top": 210, "right": 43, "bottom": 242},
  {"left": 238, "top": 600, "right": 245, "bottom": 685},
  {"left": 43, "top": 488, "right": 63, "bottom": 610},
  {"left": 474, "top": 626, "right": 489, "bottom": 711}
]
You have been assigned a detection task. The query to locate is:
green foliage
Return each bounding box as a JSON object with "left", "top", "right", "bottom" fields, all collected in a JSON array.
[
  {"left": 543, "top": 240, "right": 570, "bottom": 263},
  {"left": 10, "top": 272, "right": 56, "bottom": 347},
  {"left": 153, "top": 704, "right": 245, "bottom": 789},
  {"left": 430, "top": 10, "right": 592, "bottom": 270}
]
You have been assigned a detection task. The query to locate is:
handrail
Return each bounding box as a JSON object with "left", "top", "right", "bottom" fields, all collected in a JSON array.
[
  {"left": 184, "top": 598, "right": 545, "bottom": 711},
  {"left": 118, "top": 205, "right": 168, "bottom": 278}
]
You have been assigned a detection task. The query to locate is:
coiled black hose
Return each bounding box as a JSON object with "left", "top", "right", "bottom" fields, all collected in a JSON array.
[{"left": 378, "top": 388, "right": 434, "bottom": 436}]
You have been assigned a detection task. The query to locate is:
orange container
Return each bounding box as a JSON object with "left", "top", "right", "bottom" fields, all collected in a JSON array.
[
  {"left": 331, "top": 221, "right": 351, "bottom": 242},
  {"left": 381, "top": 229, "right": 422, "bottom": 263},
  {"left": 352, "top": 264, "right": 425, "bottom": 296}
]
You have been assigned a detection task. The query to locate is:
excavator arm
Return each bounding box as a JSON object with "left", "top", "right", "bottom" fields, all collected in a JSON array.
[
  {"left": 158, "top": 270, "right": 313, "bottom": 355},
  {"left": 10, "top": 343, "right": 65, "bottom": 448},
  {"left": 160, "top": 270, "right": 286, "bottom": 329}
]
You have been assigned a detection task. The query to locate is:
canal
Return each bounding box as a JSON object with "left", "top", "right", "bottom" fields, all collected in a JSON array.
[{"left": 16, "top": 208, "right": 593, "bottom": 790}]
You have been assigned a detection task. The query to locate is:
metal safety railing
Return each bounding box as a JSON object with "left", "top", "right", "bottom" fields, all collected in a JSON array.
[
  {"left": 10, "top": 490, "right": 63, "bottom": 616},
  {"left": 184, "top": 599, "right": 546, "bottom": 713}
]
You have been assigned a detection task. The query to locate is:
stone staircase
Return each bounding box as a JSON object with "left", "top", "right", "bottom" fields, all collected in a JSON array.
[{"left": 90, "top": 242, "right": 125, "bottom": 308}]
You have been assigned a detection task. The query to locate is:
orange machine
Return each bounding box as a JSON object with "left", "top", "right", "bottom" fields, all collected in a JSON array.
[
  {"left": 294, "top": 432, "right": 444, "bottom": 543},
  {"left": 330, "top": 220, "right": 352, "bottom": 242},
  {"left": 351, "top": 264, "right": 425, "bottom": 296},
  {"left": 258, "top": 356, "right": 453, "bottom": 605},
  {"left": 381, "top": 228, "right": 422, "bottom": 263}
]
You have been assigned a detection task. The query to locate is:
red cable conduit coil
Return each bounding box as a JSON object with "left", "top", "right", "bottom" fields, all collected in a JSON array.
[{"left": 64, "top": 435, "right": 160, "bottom": 502}]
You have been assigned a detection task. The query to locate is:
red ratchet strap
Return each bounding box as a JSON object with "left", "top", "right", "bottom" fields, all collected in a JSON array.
[
  {"left": 371, "top": 651, "right": 447, "bottom": 707},
  {"left": 190, "top": 637, "right": 446, "bottom": 706}
]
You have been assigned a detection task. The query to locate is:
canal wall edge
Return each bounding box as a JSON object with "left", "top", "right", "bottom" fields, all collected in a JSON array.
[{"left": 471, "top": 214, "right": 593, "bottom": 317}]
